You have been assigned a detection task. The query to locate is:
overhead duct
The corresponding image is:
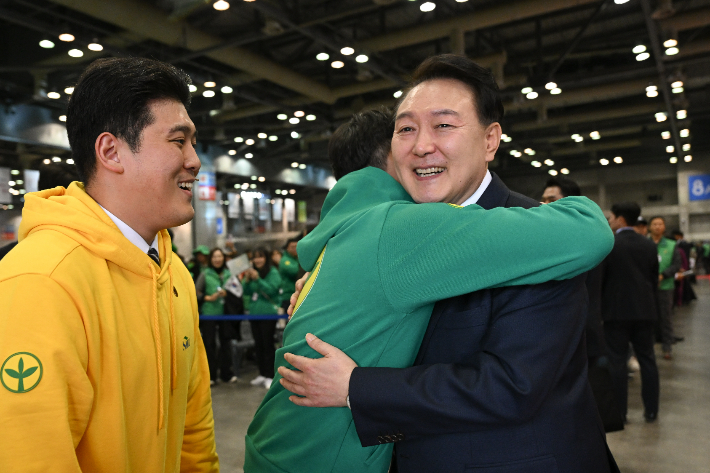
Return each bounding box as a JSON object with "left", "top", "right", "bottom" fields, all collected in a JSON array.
[
  {"left": 47, "top": 0, "right": 337, "bottom": 103},
  {"left": 358, "top": 0, "right": 599, "bottom": 53},
  {"left": 660, "top": 7, "right": 710, "bottom": 32}
]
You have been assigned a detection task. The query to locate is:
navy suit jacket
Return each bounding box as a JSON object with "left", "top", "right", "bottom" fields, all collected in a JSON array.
[{"left": 349, "top": 173, "right": 619, "bottom": 473}]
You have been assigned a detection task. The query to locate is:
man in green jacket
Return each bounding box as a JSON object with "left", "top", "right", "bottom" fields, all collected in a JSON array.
[
  {"left": 649, "top": 216, "right": 682, "bottom": 359},
  {"left": 244, "top": 101, "right": 614, "bottom": 471}
]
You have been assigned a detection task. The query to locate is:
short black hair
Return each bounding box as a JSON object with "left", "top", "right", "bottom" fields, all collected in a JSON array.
[
  {"left": 672, "top": 230, "right": 684, "bottom": 238},
  {"left": 611, "top": 202, "right": 641, "bottom": 227},
  {"left": 285, "top": 238, "right": 299, "bottom": 247},
  {"left": 66, "top": 57, "right": 192, "bottom": 186},
  {"left": 544, "top": 177, "right": 581, "bottom": 197},
  {"left": 399, "top": 54, "right": 504, "bottom": 126},
  {"left": 328, "top": 107, "right": 393, "bottom": 180},
  {"left": 649, "top": 216, "right": 665, "bottom": 225}
]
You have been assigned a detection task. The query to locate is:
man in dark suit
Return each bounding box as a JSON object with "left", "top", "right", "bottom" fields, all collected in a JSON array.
[
  {"left": 278, "top": 55, "right": 618, "bottom": 472},
  {"left": 602, "top": 202, "right": 660, "bottom": 423}
]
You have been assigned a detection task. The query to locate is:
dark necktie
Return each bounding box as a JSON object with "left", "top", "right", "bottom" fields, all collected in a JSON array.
[{"left": 147, "top": 248, "right": 160, "bottom": 267}]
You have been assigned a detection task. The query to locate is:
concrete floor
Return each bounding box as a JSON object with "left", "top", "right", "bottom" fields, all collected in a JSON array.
[{"left": 210, "top": 282, "right": 710, "bottom": 473}]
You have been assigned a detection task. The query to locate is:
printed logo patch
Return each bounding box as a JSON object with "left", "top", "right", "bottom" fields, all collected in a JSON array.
[
  {"left": 1, "top": 352, "right": 43, "bottom": 393},
  {"left": 183, "top": 336, "right": 191, "bottom": 350}
]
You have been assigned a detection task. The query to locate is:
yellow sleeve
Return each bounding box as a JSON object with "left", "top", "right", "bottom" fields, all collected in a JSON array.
[
  {"left": 181, "top": 289, "right": 220, "bottom": 472},
  {"left": 0, "top": 274, "right": 92, "bottom": 472}
]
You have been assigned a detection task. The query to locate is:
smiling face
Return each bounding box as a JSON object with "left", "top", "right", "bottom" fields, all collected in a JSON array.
[
  {"left": 117, "top": 99, "right": 200, "bottom": 239},
  {"left": 211, "top": 249, "right": 225, "bottom": 269},
  {"left": 391, "top": 79, "right": 501, "bottom": 205}
]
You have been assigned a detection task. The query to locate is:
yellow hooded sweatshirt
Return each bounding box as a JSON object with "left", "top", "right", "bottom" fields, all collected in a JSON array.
[{"left": 0, "top": 183, "right": 219, "bottom": 473}]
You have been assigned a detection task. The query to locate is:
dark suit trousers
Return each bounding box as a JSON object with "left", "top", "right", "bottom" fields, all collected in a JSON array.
[{"left": 604, "top": 320, "right": 660, "bottom": 418}]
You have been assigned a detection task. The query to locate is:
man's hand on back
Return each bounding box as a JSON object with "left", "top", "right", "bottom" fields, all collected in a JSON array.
[{"left": 278, "top": 333, "right": 357, "bottom": 407}]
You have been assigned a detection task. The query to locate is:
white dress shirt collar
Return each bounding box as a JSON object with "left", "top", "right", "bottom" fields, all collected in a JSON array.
[
  {"left": 99, "top": 205, "right": 158, "bottom": 254},
  {"left": 459, "top": 170, "right": 492, "bottom": 207}
]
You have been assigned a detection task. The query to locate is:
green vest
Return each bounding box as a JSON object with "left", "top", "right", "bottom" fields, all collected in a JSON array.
[
  {"left": 201, "top": 267, "right": 231, "bottom": 315},
  {"left": 656, "top": 237, "right": 676, "bottom": 291}
]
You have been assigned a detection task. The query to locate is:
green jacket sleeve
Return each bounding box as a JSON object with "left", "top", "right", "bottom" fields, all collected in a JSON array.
[
  {"left": 279, "top": 257, "right": 300, "bottom": 280},
  {"left": 378, "top": 196, "right": 613, "bottom": 312},
  {"left": 256, "top": 268, "right": 282, "bottom": 300}
]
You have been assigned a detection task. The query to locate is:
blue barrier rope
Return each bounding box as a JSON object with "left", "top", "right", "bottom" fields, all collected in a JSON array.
[{"left": 199, "top": 314, "right": 288, "bottom": 321}]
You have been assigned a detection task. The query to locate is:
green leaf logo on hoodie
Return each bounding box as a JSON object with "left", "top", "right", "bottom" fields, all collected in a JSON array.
[{"left": 1, "top": 352, "right": 43, "bottom": 393}]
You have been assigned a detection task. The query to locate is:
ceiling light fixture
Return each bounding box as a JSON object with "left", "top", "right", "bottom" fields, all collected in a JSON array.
[
  {"left": 420, "top": 2, "right": 436, "bottom": 12},
  {"left": 561, "top": 168, "right": 570, "bottom": 174},
  {"left": 680, "top": 129, "right": 690, "bottom": 138},
  {"left": 548, "top": 169, "right": 558, "bottom": 176},
  {"left": 531, "top": 161, "right": 541, "bottom": 167},
  {"left": 677, "top": 109, "right": 687, "bottom": 119},
  {"left": 213, "top": 0, "right": 230, "bottom": 11},
  {"left": 291, "top": 162, "right": 299, "bottom": 168},
  {"left": 306, "top": 114, "right": 316, "bottom": 121},
  {"left": 665, "top": 47, "right": 679, "bottom": 56},
  {"left": 666, "top": 145, "right": 674, "bottom": 153},
  {"left": 590, "top": 131, "right": 601, "bottom": 140},
  {"left": 39, "top": 39, "right": 55, "bottom": 48},
  {"left": 632, "top": 45, "right": 646, "bottom": 54},
  {"left": 316, "top": 52, "right": 329, "bottom": 61},
  {"left": 221, "top": 85, "right": 233, "bottom": 93},
  {"left": 331, "top": 61, "right": 344, "bottom": 69},
  {"left": 228, "top": 150, "right": 236, "bottom": 155},
  {"left": 672, "top": 87, "right": 684, "bottom": 94},
  {"left": 299, "top": 163, "right": 306, "bottom": 169},
  {"left": 544, "top": 159, "right": 554, "bottom": 166},
  {"left": 88, "top": 42, "right": 103, "bottom": 51},
  {"left": 655, "top": 112, "right": 667, "bottom": 122},
  {"left": 661, "top": 131, "right": 671, "bottom": 139},
  {"left": 64, "top": 87, "right": 74, "bottom": 94},
  {"left": 189, "top": 84, "right": 197, "bottom": 92},
  {"left": 202, "top": 90, "right": 215, "bottom": 97},
  {"left": 291, "top": 131, "right": 300, "bottom": 139},
  {"left": 521, "top": 87, "right": 533, "bottom": 94},
  {"left": 58, "top": 33, "right": 75, "bottom": 42},
  {"left": 670, "top": 156, "right": 678, "bottom": 163},
  {"left": 245, "top": 138, "right": 255, "bottom": 145},
  {"left": 204, "top": 81, "right": 216, "bottom": 88},
  {"left": 245, "top": 153, "right": 253, "bottom": 159},
  {"left": 684, "top": 155, "right": 693, "bottom": 162},
  {"left": 600, "top": 158, "right": 609, "bottom": 165},
  {"left": 47, "top": 91, "right": 61, "bottom": 99},
  {"left": 294, "top": 111, "right": 305, "bottom": 117},
  {"left": 68, "top": 49, "right": 83, "bottom": 58},
  {"left": 269, "top": 135, "right": 278, "bottom": 141},
  {"left": 234, "top": 137, "right": 244, "bottom": 142},
  {"left": 614, "top": 156, "right": 623, "bottom": 164},
  {"left": 545, "top": 82, "right": 557, "bottom": 90},
  {"left": 355, "top": 54, "right": 369, "bottom": 63},
  {"left": 289, "top": 117, "right": 300, "bottom": 124},
  {"left": 277, "top": 114, "right": 287, "bottom": 120},
  {"left": 683, "top": 144, "right": 691, "bottom": 151},
  {"left": 59, "top": 115, "right": 67, "bottom": 122},
  {"left": 393, "top": 90, "right": 403, "bottom": 98},
  {"left": 664, "top": 39, "right": 678, "bottom": 48},
  {"left": 340, "top": 47, "right": 355, "bottom": 55},
  {"left": 257, "top": 133, "right": 267, "bottom": 139},
  {"left": 526, "top": 91, "right": 538, "bottom": 100},
  {"left": 636, "top": 52, "right": 650, "bottom": 61},
  {"left": 550, "top": 87, "right": 562, "bottom": 95},
  {"left": 671, "top": 81, "right": 683, "bottom": 88}
]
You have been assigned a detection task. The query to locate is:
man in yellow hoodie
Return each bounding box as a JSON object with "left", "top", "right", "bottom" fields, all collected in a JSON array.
[{"left": 0, "top": 57, "right": 219, "bottom": 472}]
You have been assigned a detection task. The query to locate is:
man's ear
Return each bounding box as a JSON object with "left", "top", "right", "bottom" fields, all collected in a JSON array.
[
  {"left": 484, "top": 122, "right": 502, "bottom": 163},
  {"left": 95, "top": 132, "right": 125, "bottom": 174}
]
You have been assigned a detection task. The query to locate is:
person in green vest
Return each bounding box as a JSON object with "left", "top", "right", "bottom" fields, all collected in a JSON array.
[
  {"left": 187, "top": 244, "right": 210, "bottom": 282},
  {"left": 648, "top": 217, "right": 683, "bottom": 359},
  {"left": 244, "top": 103, "right": 614, "bottom": 472},
  {"left": 196, "top": 247, "right": 234, "bottom": 385},
  {"left": 243, "top": 248, "right": 282, "bottom": 389},
  {"left": 278, "top": 238, "right": 301, "bottom": 313}
]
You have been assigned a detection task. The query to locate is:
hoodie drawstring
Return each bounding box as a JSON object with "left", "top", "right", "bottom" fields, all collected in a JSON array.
[
  {"left": 168, "top": 266, "right": 177, "bottom": 391},
  {"left": 149, "top": 263, "right": 164, "bottom": 431}
]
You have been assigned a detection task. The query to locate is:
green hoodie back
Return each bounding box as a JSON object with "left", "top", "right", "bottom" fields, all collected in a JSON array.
[{"left": 245, "top": 167, "right": 613, "bottom": 473}]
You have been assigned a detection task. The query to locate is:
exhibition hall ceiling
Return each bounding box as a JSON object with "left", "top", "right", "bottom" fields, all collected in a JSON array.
[{"left": 1, "top": 0, "right": 710, "bottom": 179}]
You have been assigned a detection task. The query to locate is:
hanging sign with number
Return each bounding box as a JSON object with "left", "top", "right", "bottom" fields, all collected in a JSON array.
[{"left": 689, "top": 175, "right": 710, "bottom": 201}]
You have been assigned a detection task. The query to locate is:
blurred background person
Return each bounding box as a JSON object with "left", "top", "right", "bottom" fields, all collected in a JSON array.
[
  {"left": 541, "top": 176, "right": 623, "bottom": 432},
  {"left": 634, "top": 216, "right": 648, "bottom": 236},
  {"left": 278, "top": 238, "right": 300, "bottom": 314},
  {"left": 649, "top": 217, "right": 683, "bottom": 359},
  {"left": 602, "top": 202, "right": 660, "bottom": 424},
  {"left": 196, "top": 248, "right": 235, "bottom": 385},
  {"left": 672, "top": 230, "right": 697, "bottom": 306},
  {"left": 270, "top": 249, "right": 282, "bottom": 267},
  {"left": 242, "top": 247, "right": 282, "bottom": 389},
  {"left": 188, "top": 245, "right": 211, "bottom": 282}
]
